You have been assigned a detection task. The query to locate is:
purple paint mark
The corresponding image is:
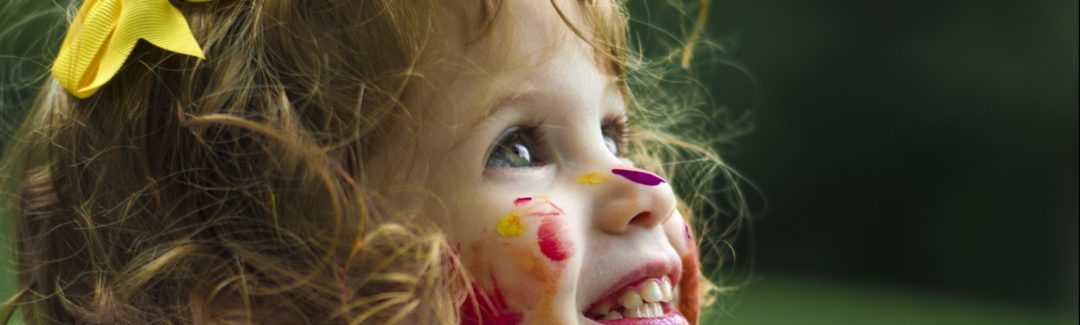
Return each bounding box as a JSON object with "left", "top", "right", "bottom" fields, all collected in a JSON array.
[
  {"left": 611, "top": 168, "right": 666, "bottom": 186},
  {"left": 513, "top": 197, "right": 532, "bottom": 206},
  {"left": 684, "top": 223, "right": 693, "bottom": 241}
]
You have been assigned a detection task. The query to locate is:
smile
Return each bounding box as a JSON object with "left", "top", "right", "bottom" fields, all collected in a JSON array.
[{"left": 585, "top": 276, "right": 683, "bottom": 322}]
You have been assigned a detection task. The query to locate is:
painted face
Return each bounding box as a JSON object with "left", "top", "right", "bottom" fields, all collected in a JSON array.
[{"left": 365, "top": 0, "right": 700, "bottom": 324}]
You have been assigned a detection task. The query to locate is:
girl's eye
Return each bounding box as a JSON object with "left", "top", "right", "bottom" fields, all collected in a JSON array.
[
  {"left": 485, "top": 126, "right": 545, "bottom": 169},
  {"left": 601, "top": 118, "right": 628, "bottom": 156},
  {"left": 603, "top": 134, "right": 619, "bottom": 155}
]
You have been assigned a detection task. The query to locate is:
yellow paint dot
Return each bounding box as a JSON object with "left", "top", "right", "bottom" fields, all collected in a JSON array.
[
  {"left": 496, "top": 213, "right": 525, "bottom": 237},
  {"left": 576, "top": 172, "right": 611, "bottom": 185}
]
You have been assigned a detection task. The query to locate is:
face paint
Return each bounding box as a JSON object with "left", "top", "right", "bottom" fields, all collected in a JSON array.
[
  {"left": 479, "top": 239, "right": 566, "bottom": 324},
  {"left": 525, "top": 201, "right": 565, "bottom": 218},
  {"left": 537, "top": 218, "right": 571, "bottom": 261},
  {"left": 470, "top": 199, "right": 571, "bottom": 322},
  {"left": 515, "top": 244, "right": 564, "bottom": 324},
  {"left": 575, "top": 171, "right": 611, "bottom": 185},
  {"left": 496, "top": 213, "right": 525, "bottom": 237},
  {"left": 678, "top": 248, "right": 701, "bottom": 325},
  {"left": 513, "top": 197, "right": 533, "bottom": 205},
  {"left": 546, "top": 202, "right": 565, "bottom": 214},
  {"left": 461, "top": 277, "right": 524, "bottom": 325},
  {"left": 611, "top": 168, "right": 666, "bottom": 186},
  {"left": 684, "top": 223, "right": 694, "bottom": 242}
]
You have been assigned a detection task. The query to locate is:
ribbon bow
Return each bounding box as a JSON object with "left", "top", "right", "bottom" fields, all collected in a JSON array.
[{"left": 52, "top": 0, "right": 209, "bottom": 99}]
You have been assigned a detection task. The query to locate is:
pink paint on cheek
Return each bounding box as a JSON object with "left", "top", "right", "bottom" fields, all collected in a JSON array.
[
  {"left": 537, "top": 218, "right": 571, "bottom": 262},
  {"left": 513, "top": 197, "right": 532, "bottom": 206},
  {"left": 611, "top": 168, "right": 666, "bottom": 186}
]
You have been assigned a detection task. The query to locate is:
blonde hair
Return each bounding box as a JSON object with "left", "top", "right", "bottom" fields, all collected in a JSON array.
[{"left": 0, "top": 0, "right": 746, "bottom": 323}]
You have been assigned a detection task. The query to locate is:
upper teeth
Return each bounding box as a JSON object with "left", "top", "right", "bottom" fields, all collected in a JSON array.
[{"left": 587, "top": 276, "right": 676, "bottom": 320}]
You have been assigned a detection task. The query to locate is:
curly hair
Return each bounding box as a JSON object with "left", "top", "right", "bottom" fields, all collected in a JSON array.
[{"left": 0, "top": 0, "right": 745, "bottom": 323}]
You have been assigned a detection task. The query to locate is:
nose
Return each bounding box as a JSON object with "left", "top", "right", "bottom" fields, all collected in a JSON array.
[{"left": 593, "top": 168, "right": 678, "bottom": 234}]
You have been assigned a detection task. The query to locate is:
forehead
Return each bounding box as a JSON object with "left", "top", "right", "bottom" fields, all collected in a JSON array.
[
  {"left": 412, "top": 0, "right": 619, "bottom": 125},
  {"left": 436, "top": 0, "right": 593, "bottom": 70}
]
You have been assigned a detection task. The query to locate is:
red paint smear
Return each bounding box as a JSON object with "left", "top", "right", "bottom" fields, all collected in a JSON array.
[
  {"left": 611, "top": 168, "right": 666, "bottom": 186},
  {"left": 547, "top": 202, "right": 564, "bottom": 214},
  {"left": 524, "top": 202, "right": 564, "bottom": 218},
  {"left": 513, "top": 197, "right": 532, "bottom": 206},
  {"left": 524, "top": 211, "right": 561, "bottom": 218},
  {"left": 460, "top": 278, "right": 523, "bottom": 325},
  {"left": 537, "top": 218, "right": 571, "bottom": 262},
  {"left": 678, "top": 252, "right": 701, "bottom": 325}
]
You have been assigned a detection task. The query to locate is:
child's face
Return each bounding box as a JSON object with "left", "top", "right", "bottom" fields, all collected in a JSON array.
[{"left": 366, "top": 1, "right": 699, "bottom": 324}]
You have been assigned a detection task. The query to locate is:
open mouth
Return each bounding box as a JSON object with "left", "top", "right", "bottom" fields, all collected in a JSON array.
[{"left": 583, "top": 275, "right": 679, "bottom": 321}]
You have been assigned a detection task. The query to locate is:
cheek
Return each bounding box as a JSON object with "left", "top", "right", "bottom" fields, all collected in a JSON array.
[
  {"left": 663, "top": 216, "right": 692, "bottom": 255},
  {"left": 457, "top": 197, "right": 581, "bottom": 324},
  {"left": 461, "top": 210, "right": 574, "bottom": 315},
  {"left": 476, "top": 240, "right": 566, "bottom": 315},
  {"left": 537, "top": 218, "right": 572, "bottom": 261},
  {"left": 460, "top": 241, "right": 540, "bottom": 320},
  {"left": 497, "top": 213, "right": 525, "bottom": 237}
]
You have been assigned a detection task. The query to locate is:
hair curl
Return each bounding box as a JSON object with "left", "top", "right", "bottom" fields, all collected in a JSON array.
[{"left": 0, "top": 0, "right": 747, "bottom": 323}]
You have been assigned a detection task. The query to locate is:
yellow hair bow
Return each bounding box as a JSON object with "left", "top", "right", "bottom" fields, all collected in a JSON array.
[{"left": 52, "top": 0, "right": 210, "bottom": 99}]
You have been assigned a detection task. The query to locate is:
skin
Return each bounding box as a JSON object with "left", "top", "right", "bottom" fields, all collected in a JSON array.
[{"left": 365, "top": 0, "right": 700, "bottom": 323}]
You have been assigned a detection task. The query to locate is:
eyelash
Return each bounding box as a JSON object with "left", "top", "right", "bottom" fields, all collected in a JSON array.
[
  {"left": 601, "top": 116, "right": 630, "bottom": 156},
  {"left": 483, "top": 117, "right": 630, "bottom": 170},
  {"left": 484, "top": 125, "right": 548, "bottom": 169}
]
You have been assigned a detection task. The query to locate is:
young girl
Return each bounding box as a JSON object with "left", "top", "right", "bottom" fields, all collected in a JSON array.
[{"left": 1, "top": 0, "right": 741, "bottom": 323}]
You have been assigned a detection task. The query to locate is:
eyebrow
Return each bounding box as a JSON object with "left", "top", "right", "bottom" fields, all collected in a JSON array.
[
  {"left": 479, "top": 88, "right": 554, "bottom": 120},
  {"left": 479, "top": 78, "right": 623, "bottom": 122},
  {"left": 451, "top": 80, "right": 624, "bottom": 152},
  {"left": 444, "top": 89, "right": 547, "bottom": 153}
]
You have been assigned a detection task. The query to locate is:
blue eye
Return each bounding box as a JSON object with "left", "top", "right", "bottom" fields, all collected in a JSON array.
[
  {"left": 603, "top": 133, "right": 618, "bottom": 155},
  {"left": 485, "top": 126, "right": 545, "bottom": 169},
  {"left": 601, "top": 118, "right": 628, "bottom": 156}
]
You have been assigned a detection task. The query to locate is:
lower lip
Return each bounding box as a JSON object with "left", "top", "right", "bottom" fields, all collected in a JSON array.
[{"left": 587, "top": 309, "right": 689, "bottom": 325}]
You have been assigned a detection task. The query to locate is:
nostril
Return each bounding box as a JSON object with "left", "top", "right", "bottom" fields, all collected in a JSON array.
[{"left": 628, "top": 211, "right": 652, "bottom": 227}]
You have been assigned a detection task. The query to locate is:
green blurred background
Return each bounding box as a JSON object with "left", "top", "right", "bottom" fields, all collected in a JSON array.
[
  {"left": 626, "top": 0, "right": 1078, "bottom": 324},
  {"left": 3, "top": 0, "right": 1078, "bottom": 324}
]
